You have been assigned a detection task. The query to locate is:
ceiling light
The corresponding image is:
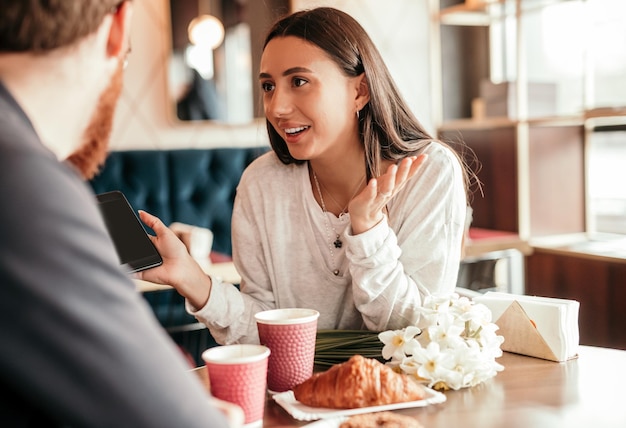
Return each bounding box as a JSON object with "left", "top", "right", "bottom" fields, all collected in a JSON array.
[{"left": 188, "top": 14, "right": 225, "bottom": 50}]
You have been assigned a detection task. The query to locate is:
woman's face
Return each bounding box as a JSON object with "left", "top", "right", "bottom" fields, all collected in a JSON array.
[{"left": 259, "top": 36, "right": 363, "bottom": 162}]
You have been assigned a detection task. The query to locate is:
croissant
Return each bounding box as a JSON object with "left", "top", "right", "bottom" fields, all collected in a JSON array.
[{"left": 292, "top": 355, "right": 426, "bottom": 409}]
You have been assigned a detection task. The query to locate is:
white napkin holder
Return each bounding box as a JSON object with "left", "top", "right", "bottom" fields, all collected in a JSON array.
[{"left": 474, "top": 291, "right": 580, "bottom": 362}]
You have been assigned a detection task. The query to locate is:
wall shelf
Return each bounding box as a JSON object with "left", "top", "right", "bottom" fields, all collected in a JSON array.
[
  {"left": 438, "top": 0, "right": 506, "bottom": 26},
  {"left": 433, "top": 0, "right": 626, "bottom": 349}
]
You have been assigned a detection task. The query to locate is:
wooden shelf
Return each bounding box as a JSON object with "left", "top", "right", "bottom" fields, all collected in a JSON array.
[
  {"left": 530, "top": 233, "right": 626, "bottom": 264},
  {"left": 439, "top": 0, "right": 505, "bottom": 26},
  {"left": 464, "top": 227, "right": 531, "bottom": 258},
  {"left": 438, "top": 115, "right": 584, "bottom": 132},
  {"left": 438, "top": 117, "right": 515, "bottom": 131}
]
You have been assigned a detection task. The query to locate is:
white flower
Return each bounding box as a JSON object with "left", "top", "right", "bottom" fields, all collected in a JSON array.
[
  {"left": 451, "top": 296, "right": 490, "bottom": 323},
  {"left": 411, "top": 342, "right": 455, "bottom": 383},
  {"left": 379, "top": 293, "right": 504, "bottom": 391},
  {"left": 426, "top": 313, "right": 465, "bottom": 349},
  {"left": 378, "top": 325, "right": 421, "bottom": 360}
]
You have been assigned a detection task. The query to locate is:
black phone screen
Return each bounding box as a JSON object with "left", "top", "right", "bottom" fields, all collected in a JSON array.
[{"left": 96, "top": 191, "right": 162, "bottom": 273}]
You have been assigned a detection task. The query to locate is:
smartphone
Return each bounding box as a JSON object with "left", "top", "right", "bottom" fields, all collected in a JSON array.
[{"left": 96, "top": 191, "right": 163, "bottom": 273}]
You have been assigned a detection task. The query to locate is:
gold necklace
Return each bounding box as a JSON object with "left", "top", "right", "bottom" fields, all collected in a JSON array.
[
  {"left": 312, "top": 170, "right": 365, "bottom": 276},
  {"left": 316, "top": 177, "right": 354, "bottom": 217},
  {"left": 314, "top": 172, "right": 365, "bottom": 217}
]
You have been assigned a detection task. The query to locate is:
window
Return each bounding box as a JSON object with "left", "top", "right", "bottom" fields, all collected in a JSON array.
[
  {"left": 588, "top": 128, "right": 626, "bottom": 235},
  {"left": 489, "top": 0, "right": 626, "bottom": 236}
]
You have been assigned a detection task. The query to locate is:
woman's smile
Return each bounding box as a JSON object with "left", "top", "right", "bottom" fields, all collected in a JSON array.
[
  {"left": 282, "top": 125, "right": 311, "bottom": 144},
  {"left": 284, "top": 125, "right": 309, "bottom": 135}
]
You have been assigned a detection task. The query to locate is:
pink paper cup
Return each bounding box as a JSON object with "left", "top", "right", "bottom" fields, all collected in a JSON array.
[
  {"left": 202, "top": 344, "right": 270, "bottom": 426},
  {"left": 255, "top": 308, "right": 320, "bottom": 393}
]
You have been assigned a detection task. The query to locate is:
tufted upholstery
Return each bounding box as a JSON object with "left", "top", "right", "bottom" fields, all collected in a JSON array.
[{"left": 90, "top": 147, "right": 268, "bottom": 255}]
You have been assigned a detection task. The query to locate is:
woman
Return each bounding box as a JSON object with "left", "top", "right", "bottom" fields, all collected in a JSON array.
[{"left": 137, "top": 7, "right": 473, "bottom": 345}]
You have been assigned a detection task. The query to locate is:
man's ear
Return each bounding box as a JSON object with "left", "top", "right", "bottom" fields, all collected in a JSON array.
[
  {"left": 355, "top": 73, "right": 370, "bottom": 110},
  {"left": 107, "top": 1, "right": 133, "bottom": 59}
]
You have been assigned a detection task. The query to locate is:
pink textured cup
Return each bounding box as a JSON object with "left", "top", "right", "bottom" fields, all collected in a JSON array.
[
  {"left": 202, "top": 344, "right": 270, "bottom": 426},
  {"left": 255, "top": 308, "right": 320, "bottom": 393}
]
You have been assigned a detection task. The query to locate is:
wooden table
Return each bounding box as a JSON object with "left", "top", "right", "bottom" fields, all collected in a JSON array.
[{"left": 193, "top": 345, "right": 626, "bottom": 427}]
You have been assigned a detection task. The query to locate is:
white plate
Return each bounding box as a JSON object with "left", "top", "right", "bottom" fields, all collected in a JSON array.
[{"left": 272, "top": 387, "right": 446, "bottom": 422}]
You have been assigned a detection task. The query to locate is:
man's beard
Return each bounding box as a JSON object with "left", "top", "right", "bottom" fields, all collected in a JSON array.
[{"left": 66, "top": 61, "right": 124, "bottom": 180}]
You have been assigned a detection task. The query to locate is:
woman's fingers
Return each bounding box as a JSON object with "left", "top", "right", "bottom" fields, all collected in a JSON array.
[
  {"left": 377, "top": 154, "right": 428, "bottom": 198},
  {"left": 136, "top": 211, "right": 187, "bottom": 265},
  {"left": 392, "top": 157, "right": 412, "bottom": 190},
  {"left": 396, "top": 154, "right": 426, "bottom": 185},
  {"left": 407, "top": 153, "right": 427, "bottom": 177},
  {"left": 377, "top": 164, "right": 397, "bottom": 198},
  {"left": 349, "top": 154, "right": 428, "bottom": 235},
  {"left": 138, "top": 210, "right": 167, "bottom": 235}
]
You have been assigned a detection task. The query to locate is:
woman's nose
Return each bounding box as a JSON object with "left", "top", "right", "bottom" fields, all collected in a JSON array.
[{"left": 265, "top": 86, "right": 293, "bottom": 117}]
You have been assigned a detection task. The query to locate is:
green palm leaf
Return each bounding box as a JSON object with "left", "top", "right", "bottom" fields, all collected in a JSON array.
[{"left": 314, "top": 330, "right": 384, "bottom": 368}]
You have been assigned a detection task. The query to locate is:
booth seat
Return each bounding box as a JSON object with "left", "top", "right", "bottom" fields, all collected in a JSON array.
[{"left": 90, "top": 147, "right": 268, "bottom": 365}]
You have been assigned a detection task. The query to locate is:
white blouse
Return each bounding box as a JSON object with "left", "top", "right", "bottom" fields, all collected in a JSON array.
[{"left": 188, "top": 141, "right": 468, "bottom": 345}]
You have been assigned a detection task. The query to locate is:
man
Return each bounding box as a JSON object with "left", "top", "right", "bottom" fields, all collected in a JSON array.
[{"left": 0, "top": 1, "right": 236, "bottom": 426}]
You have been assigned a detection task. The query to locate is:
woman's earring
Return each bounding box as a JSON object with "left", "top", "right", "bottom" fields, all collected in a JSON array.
[{"left": 356, "top": 109, "right": 360, "bottom": 119}]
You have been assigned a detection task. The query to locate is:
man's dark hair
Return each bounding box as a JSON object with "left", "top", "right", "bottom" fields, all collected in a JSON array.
[{"left": 0, "top": 0, "right": 124, "bottom": 52}]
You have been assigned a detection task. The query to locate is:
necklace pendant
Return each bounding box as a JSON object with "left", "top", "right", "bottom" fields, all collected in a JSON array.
[
  {"left": 333, "top": 236, "right": 342, "bottom": 248},
  {"left": 333, "top": 269, "right": 340, "bottom": 276}
]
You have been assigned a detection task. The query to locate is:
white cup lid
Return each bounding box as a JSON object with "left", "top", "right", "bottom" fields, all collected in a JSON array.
[
  {"left": 202, "top": 344, "right": 270, "bottom": 365},
  {"left": 254, "top": 308, "right": 320, "bottom": 325}
]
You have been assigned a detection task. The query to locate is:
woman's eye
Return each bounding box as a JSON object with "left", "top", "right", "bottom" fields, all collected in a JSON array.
[
  {"left": 261, "top": 81, "right": 274, "bottom": 92},
  {"left": 293, "top": 77, "right": 307, "bottom": 87}
]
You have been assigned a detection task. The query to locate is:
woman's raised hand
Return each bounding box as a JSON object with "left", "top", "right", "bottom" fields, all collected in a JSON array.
[{"left": 349, "top": 154, "right": 427, "bottom": 235}]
